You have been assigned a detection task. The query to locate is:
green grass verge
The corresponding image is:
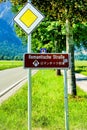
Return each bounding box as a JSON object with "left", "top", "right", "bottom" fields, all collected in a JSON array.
[
  {"left": 75, "top": 60, "right": 87, "bottom": 76},
  {"left": 0, "top": 60, "right": 23, "bottom": 70},
  {"left": 0, "top": 70, "right": 87, "bottom": 130},
  {"left": 0, "top": 83, "right": 28, "bottom": 130}
]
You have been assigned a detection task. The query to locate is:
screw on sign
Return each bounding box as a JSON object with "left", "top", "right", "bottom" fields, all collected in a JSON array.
[{"left": 24, "top": 53, "right": 70, "bottom": 69}]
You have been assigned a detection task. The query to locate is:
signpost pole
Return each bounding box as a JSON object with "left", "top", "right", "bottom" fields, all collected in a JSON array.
[
  {"left": 28, "top": 1, "right": 32, "bottom": 130},
  {"left": 28, "top": 35, "right": 32, "bottom": 130},
  {"left": 64, "top": 70, "right": 69, "bottom": 130},
  {"left": 14, "top": 0, "right": 44, "bottom": 129}
]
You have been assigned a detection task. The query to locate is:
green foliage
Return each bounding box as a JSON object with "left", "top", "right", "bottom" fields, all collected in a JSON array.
[
  {"left": 10, "top": 0, "right": 26, "bottom": 5},
  {"left": 14, "top": 20, "right": 66, "bottom": 53},
  {"left": 14, "top": 20, "right": 87, "bottom": 53},
  {"left": 1, "top": 0, "right": 86, "bottom": 53},
  {"left": 47, "top": 21, "right": 66, "bottom": 52},
  {"left": 32, "top": 0, "right": 87, "bottom": 23},
  {"left": 1, "top": 0, "right": 87, "bottom": 23},
  {"left": 73, "top": 22, "right": 87, "bottom": 47},
  {"left": 14, "top": 24, "right": 27, "bottom": 45},
  {"left": 11, "top": 4, "right": 23, "bottom": 14},
  {"left": 32, "top": 21, "right": 62, "bottom": 53},
  {"left": 32, "top": 21, "right": 65, "bottom": 52}
]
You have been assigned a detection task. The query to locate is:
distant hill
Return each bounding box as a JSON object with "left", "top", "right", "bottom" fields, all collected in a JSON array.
[
  {"left": 0, "top": 1, "right": 14, "bottom": 27},
  {"left": 0, "top": 1, "right": 27, "bottom": 60},
  {"left": 0, "top": 20, "right": 26, "bottom": 60}
]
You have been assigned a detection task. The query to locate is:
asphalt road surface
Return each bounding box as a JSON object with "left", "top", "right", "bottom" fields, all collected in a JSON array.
[
  {"left": 0, "top": 67, "right": 27, "bottom": 94},
  {"left": 76, "top": 73, "right": 87, "bottom": 92}
]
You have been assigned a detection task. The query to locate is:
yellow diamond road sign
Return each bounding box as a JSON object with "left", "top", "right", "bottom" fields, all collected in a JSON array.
[
  {"left": 14, "top": 2, "right": 45, "bottom": 34},
  {"left": 20, "top": 9, "right": 38, "bottom": 28}
]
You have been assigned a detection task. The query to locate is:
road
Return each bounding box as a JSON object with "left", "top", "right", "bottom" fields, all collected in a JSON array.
[
  {"left": 0, "top": 67, "right": 27, "bottom": 94},
  {"left": 0, "top": 67, "right": 38, "bottom": 95},
  {"left": 76, "top": 73, "right": 87, "bottom": 92},
  {"left": 1, "top": 67, "right": 86, "bottom": 103},
  {"left": 0, "top": 67, "right": 38, "bottom": 103}
]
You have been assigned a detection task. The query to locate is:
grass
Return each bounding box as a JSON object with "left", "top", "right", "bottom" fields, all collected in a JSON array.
[
  {"left": 75, "top": 60, "right": 87, "bottom": 76},
  {"left": 32, "top": 70, "right": 65, "bottom": 130},
  {"left": 0, "top": 60, "right": 87, "bottom": 75},
  {"left": 0, "top": 83, "right": 28, "bottom": 130},
  {"left": 0, "top": 60, "right": 23, "bottom": 70},
  {"left": 0, "top": 70, "right": 87, "bottom": 130}
]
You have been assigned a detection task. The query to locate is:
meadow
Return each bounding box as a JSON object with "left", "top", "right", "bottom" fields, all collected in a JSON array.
[
  {"left": 0, "top": 60, "right": 23, "bottom": 70},
  {"left": 75, "top": 60, "right": 87, "bottom": 75},
  {"left": 0, "top": 69, "right": 87, "bottom": 130}
]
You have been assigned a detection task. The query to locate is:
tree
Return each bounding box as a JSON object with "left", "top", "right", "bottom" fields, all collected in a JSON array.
[
  {"left": 47, "top": 21, "right": 66, "bottom": 75},
  {"left": 64, "top": 1, "right": 87, "bottom": 95},
  {"left": 31, "top": 0, "right": 87, "bottom": 96},
  {"left": 73, "top": 23, "right": 87, "bottom": 48}
]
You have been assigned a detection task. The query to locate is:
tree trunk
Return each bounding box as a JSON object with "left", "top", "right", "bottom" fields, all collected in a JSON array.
[
  {"left": 56, "top": 69, "right": 61, "bottom": 75},
  {"left": 66, "top": 19, "right": 77, "bottom": 96},
  {"left": 55, "top": 41, "right": 61, "bottom": 76}
]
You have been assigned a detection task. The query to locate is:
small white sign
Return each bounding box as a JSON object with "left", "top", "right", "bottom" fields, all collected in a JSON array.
[{"left": 14, "top": 2, "right": 45, "bottom": 34}]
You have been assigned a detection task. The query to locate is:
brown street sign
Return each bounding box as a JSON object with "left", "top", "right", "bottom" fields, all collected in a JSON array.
[{"left": 24, "top": 53, "right": 71, "bottom": 69}]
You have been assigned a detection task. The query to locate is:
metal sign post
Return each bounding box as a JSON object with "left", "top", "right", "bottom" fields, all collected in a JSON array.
[
  {"left": 27, "top": 0, "right": 32, "bottom": 129},
  {"left": 28, "top": 34, "right": 32, "bottom": 130},
  {"left": 14, "top": 0, "right": 44, "bottom": 129},
  {"left": 64, "top": 70, "right": 69, "bottom": 130},
  {"left": 27, "top": 0, "right": 31, "bottom": 129}
]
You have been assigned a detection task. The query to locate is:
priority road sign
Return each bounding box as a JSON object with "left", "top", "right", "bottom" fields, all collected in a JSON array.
[
  {"left": 14, "top": 2, "right": 45, "bottom": 34},
  {"left": 24, "top": 53, "right": 71, "bottom": 69},
  {"left": 14, "top": 2, "right": 45, "bottom": 130}
]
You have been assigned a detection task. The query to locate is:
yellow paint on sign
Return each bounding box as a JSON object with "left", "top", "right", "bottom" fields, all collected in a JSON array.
[{"left": 20, "top": 9, "right": 37, "bottom": 27}]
